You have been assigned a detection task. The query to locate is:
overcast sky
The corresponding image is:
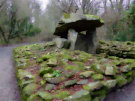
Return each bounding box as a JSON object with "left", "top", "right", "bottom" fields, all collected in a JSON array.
[
  {"left": 36, "top": 0, "right": 134, "bottom": 11},
  {"left": 36, "top": 0, "right": 49, "bottom": 10}
]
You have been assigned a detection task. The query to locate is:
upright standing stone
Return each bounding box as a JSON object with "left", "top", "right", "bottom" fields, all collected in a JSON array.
[
  {"left": 86, "top": 28, "right": 97, "bottom": 53},
  {"left": 68, "top": 29, "right": 78, "bottom": 50}
]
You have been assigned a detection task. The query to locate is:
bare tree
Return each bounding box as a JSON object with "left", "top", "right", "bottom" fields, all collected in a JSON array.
[
  {"left": 55, "top": 0, "right": 101, "bottom": 14},
  {"left": 127, "top": 0, "right": 131, "bottom": 9}
]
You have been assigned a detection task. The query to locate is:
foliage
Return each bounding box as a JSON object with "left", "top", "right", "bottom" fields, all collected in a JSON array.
[
  {"left": 53, "top": 70, "right": 61, "bottom": 77},
  {"left": 111, "top": 2, "right": 135, "bottom": 41},
  {"left": 0, "top": 0, "right": 41, "bottom": 44}
]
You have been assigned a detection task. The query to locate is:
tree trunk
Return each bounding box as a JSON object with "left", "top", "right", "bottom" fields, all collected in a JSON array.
[
  {"left": 118, "top": 0, "right": 124, "bottom": 14},
  {"left": 0, "top": 27, "right": 8, "bottom": 43},
  {"left": 127, "top": 0, "right": 131, "bottom": 9},
  {"left": 109, "top": 0, "right": 114, "bottom": 10},
  {"left": 103, "top": 0, "right": 107, "bottom": 14}
]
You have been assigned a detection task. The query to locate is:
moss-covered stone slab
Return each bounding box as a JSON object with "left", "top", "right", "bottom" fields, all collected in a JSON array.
[
  {"left": 54, "top": 13, "right": 104, "bottom": 38},
  {"left": 13, "top": 41, "right": 135, "bottom": 101}
]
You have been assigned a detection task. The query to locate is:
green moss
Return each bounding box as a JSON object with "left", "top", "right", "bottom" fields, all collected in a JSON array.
[
  {"left": 54, "top": 90, "right": 70, "bottom": 99},
  {"left": 27, "top": 94, "right": 42, "bottom": 101},
  {"left": 39, "top": 67, "right": 54, "bottom": 76},
  {"left": 23, "top": 83, "right": 37, "bottom": 96},
  {"left": 91, "top": 64, "right": 104, "bottom": 74},
  {"left": 25, "top": 52, "right": 32, "bottom": 56},
  {"left": 17, "top": 69, "right": 34, "bottom": 80},
  {"left": 115, "top": 75, "right": 127, "bottom": 87},
  {"left": 102, "top": 80, "right": 117, "bottom": 89},
  {"left": 36, "top": 58, "right": 43, "bottom": 64},
  {"left": 83, "top": 81, "right": 102, "bottom": 91},
  {"left": 38, "top": 91, "right": 53, "bottom": 100},
  {"left": 63, "top": 13, "right": 71, "bottom": 19},
  {"left": 85, "top": 14, "right": 104, "bottom": 23},
  {"left": 47, "top": 58, "right": 57, "bottom": 67},
  {"left": 40, "top": 80, "right": 46, "bottom": 86},
  {"left": 13, "top": 41, "right": 135, "bottom": 101},
  {"left": 80, "top": 71, "right": 95, "bottom": 78},
  {"left": 41, "top": 54, "right": 52, "bottom": 60},
  {"left": 92, "top": 89, "right": 106, "bottom": 98},
  {"left": 92, "top": 74, "right": 104, "bottom": 81},
  {"left": 64, "top": 90, "right": 91, "bottom": 101},
  {"left": 66, "top": 64, "right": 84, "bottom": 72}
]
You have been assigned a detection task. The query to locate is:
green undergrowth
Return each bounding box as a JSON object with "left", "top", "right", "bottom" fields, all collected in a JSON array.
[{"left": 13, "top": 41, "right": 135, "bottom": 101}]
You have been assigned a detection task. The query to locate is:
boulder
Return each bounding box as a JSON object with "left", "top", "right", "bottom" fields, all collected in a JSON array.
[
  {"left": 39, "top": 67, "right": 53, "bottom": 76},
  {"left": 116, "top": 75, "right": 127, "bottom": 87},
  {"left": 43, "top": 73, "right": 54, "bottom": 79},
  {"left": 38, "top": 91, "right": 53, "bottom": 100},
  {"left": 64, "top": 90, "right": 91, "bottom": 101},
  {"left": 17, "top": 69, "right": 34, "bottom": 80},
  {"left": 103, "top": 80, "right": 117, "bottom": 88},
  {"left": 92, "top": 74, "right": 104, "bottom": 81},
  {"left": 46, "top": 76, "right": 66, "bottom": 84},
  {"left": 54, "top": 37, "right": 71, "bottom": 49},
  {"left": 77, "top": 80, "right": 88, "bottom": 85},
  {"left": 23, "top": 83, "right": 37, "bottom": 96},
  {"left": 83, "top": 81, "right": 102, "bottom": 91},
  {"left": 64, "top": 79, "right": 78, "bottom": 87},
  {"left": 79, "top": 71, "right": 95, "bottom": 78},
  {"left": 105, "top": 65, "right": 116, "bottom": 76},
  {"left": 45, "top": 84, "right": 56, "bottom": 91},
  {"left": 121, "top": 65, "right": 131, "bottom": 73},
  {"left": 47, "top": 58, "right": 57, "bottom": 67}
]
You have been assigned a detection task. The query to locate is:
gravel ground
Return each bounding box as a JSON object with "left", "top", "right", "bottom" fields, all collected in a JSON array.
[
  {"left": 0, "top": 44, "right": 135, "bottom": 101},
  {"left": 0, "top": 45, "right": 21, "bottom": 101}
]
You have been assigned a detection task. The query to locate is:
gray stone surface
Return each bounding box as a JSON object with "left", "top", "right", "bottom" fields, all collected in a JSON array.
[
  {"left": 45, "top": 84, "right": 56, "bottom": 91},
  {"left": 77, "top": 80, "right": 88, "bottom": 85},
  {"left": 64, "top": 90, "right": 91, "bottom": 101},
  {"left": 54, "top": 38, "right": 71, "bottom": 49},
  {"left": 54, "top": 13, "right": 104, "bottom": 38},
  {"left": 68, "top": 28, "right": 97, "bottom": 53},
  {"left": 53, "top": 13, "right": 103, "bottom": 53},
  {"left": 68, "top": 29, "right": 78, "bottom": 50}
]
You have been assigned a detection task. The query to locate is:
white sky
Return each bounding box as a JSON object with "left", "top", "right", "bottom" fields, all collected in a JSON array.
[{"left": 36, "top": 0, "right": 49, "bottom": 10}]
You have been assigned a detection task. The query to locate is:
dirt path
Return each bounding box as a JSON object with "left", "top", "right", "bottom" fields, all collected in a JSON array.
[{"left": 0, "top": 44, "right": 135, "bottom": 101}]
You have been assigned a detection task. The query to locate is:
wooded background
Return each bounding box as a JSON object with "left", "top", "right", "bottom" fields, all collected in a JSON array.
[{"left": 0, "top": 0, "right": 135, "bottom": 45}]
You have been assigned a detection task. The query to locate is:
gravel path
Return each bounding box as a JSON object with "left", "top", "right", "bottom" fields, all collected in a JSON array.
[
  {"left": 105, "top": 80, "right": 135, "bottom": 101},
  {"left": 0, "top": 45, "right": 21, "bottom": 101},
  {"left": 0, "top": 44, "right": 135, "bottom": 101}
]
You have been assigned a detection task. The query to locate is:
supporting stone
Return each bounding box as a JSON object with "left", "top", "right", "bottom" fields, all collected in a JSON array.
[
  {"left": 68, "top": 29, "right": 78, "bottom": 50},
  {"left": 54, "top": 38, "right": 71, "bottom": 49},
  {"left": 86, "top": 28, "right": 97, "bottom": 53},
  {"left": 75, "top": 33, "right": 88, "bottom": 52},
  {"left": 67, "top": 28, "right": 97, "bottom": 53}
]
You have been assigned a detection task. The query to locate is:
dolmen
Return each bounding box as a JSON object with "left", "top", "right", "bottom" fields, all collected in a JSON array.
[{"left": 54, "top": 13, "right": 104, "bottom": 53}]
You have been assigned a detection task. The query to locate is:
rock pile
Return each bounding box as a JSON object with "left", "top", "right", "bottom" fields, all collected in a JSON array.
[
  {"left": 96, "top": 40, "right": 135, "bottom": 58},
  {"left": 13, "top": 41, "right": 135, "bottom": 101}
]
